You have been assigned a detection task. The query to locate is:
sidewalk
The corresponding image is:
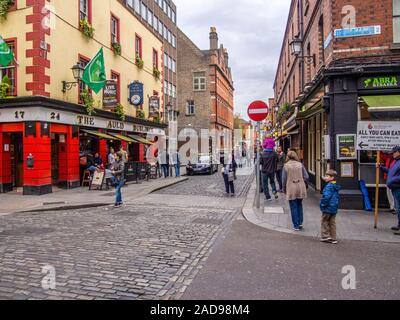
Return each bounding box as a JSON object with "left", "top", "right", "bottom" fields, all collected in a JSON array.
[
  {"left": 243, "top": 177, "right": 400, "bottom": 243},
  {"left": 0, "top": 176, "right": 188, "bottom": 215}
]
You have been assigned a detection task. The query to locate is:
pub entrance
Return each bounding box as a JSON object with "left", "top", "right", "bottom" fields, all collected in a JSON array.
[
  {"left": 10, "top": 132, "right": 23, "bottom": 188},
  {"left": 51, "top": 133, "right": 60, "bottom": 185}
]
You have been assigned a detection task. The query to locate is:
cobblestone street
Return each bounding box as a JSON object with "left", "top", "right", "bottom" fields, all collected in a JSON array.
[{"left": 0, "top": 171, "right": 253, "bottom": 300}]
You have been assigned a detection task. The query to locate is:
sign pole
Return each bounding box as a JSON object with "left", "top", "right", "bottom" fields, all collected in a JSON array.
[
  {"left": 255, "top": 122, "right": 261, "bottom": 209},
  {"left": 374, "top": 151, "right": 381, "bottom": 229}
]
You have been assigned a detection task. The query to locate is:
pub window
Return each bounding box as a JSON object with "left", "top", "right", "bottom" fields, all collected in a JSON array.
[
  {"left": 111, "top": 15, "right": 120, "bottom": 45},
  {"left": 0, "top": 39, "right": 17, "bottom": 96},
  {"left": 79, "top": 0, "right": 91, "bottom": 23},
  {"left": 135, "top": 35, "right": 142, "bottom": 59},
  {"left": 78, "top": 56, "right": 90, "bottom": 104},
  {"left": 394, "top": 0, "right": 400, "bottom": 43},
  {"left": 193, "top": 72, "right": 206, "bottom": 91}
]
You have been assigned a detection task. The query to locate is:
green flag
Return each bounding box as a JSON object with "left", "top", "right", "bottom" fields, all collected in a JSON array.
[
  {"left": 0, "top": 35, "right": 14, "bottom": 67},
  {"left": 82, "top": 47, "right": 107, "bottom": 94}
]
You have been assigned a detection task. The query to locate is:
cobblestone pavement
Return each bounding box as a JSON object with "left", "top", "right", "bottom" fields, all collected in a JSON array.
[
  {"left": 0, "top": 171, "right": 253, "bottom": 300},
  {"left": 155, "top": 169, "right": 253, "bottom": 198}
]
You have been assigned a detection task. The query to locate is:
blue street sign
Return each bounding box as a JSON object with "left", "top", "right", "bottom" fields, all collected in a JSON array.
[
  {"left": 334, "top": 25, "right": 381, "bottom": 38},
  {"left": 128, "top": 82, "right": 144, "bottom": 106}
]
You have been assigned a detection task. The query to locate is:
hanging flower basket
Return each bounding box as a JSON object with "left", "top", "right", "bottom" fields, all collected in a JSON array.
[
  {"left": 135, "top": 54, "right": 144, "bottom": 69},
  {"left": 0, "top": 0, "right": 14, "bottom": 19},
  {"left": 79, "top": 19, "right": 95, "bottom": 38},
  {"left": 112, "top": 42, "right": 122, "bottom": 55}
]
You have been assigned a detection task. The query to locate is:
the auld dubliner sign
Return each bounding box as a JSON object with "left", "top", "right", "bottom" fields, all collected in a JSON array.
[{"left": 359, "top": 76, "right": 400, "bottom": 90}]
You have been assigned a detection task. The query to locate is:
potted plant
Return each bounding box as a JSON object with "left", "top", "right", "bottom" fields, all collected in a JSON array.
[
  {"left": 0, "top": 0, "right": 14, "bottom": 19},
  {"left": 153, "top": 65, "right": 161, "bottom": 79},
  {"left": 80, "top": 89, "right": 96, "bottom": 115},
  {"left": 79, "top": 19, "right": 95, "bottom": 38},
  {"left": 112, "top": 42, "right": 122, "bottom": 55},
  {"left": 0, "top": 75, "right": 11, "bottom": 98},
  {"left": 136, "top": 109, "right": 145, "bottom": 119},
  {"left": 135, "top": 53, "right": 144, "bottom": 69},
  {"left": 115, "top": 103, "right": 126, "bottom": 121}
]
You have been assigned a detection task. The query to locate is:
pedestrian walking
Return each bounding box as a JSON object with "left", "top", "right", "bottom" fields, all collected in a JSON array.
[
  {"left": 381, "top": 152, "right": 396, "bottom": 213},
  {"left": 111, "top": 152, "right": 125, "bottom": 208},
  {"left": 282, "top": 150, "right": 309, "bottom": 231},
  {"left": 378, "top": 146, "right": 400, "bottom": 235},
  {"left": 158, "top": 150, "right": 170, "bottom": 178},
  {"left": 172, "top": 150, "right": 181, "bottom": 178},
  {"left": 260, "top": 138, "right": 279, "bottom": 201},
  {"left": 276, "top": 146, "right": 286, "bottom": 192},
  {"left": 119, "top": 146, "right": 128, "bottom": 163},
  {"left": 320, "top": 170, "right": 341, "bottom": 244},
  {"left": 222, "top": 155, "right": 235, "bottom": 197},
  {"left": 232, "top": 151, "right": 238, "bottom": 180}
]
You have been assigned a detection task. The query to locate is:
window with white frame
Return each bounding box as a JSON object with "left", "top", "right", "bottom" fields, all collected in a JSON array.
[
  {"left": 186, "top": 100, "right": 195, "bottom": 115},
  {"left": 394, "top": 0, "right": 400, "bottom": 43},
  {"left": 134, "top": 0, "right": 140, "bottom": 13},
  {"left": 147, "top": 10, "right": 153, "bottom": 26},
  {"left": 154, "top": 16, "right": 159, "bottom": 32},
  {"left": 141, "top": 3, "right": 147, "bottom": 20},
  {"left": 164, "top": 80, "right": 168, "bottom": 95},
  {"left": 193, "top": 72, "right": 206, "bottom": 91}
]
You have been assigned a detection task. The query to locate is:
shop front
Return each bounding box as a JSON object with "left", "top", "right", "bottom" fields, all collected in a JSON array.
[
  {"left": 0, "top": 97, "right": 166, "bottom": 195},
  {"left": 324, "top": 69, "right": 400, "bottom": 209}
]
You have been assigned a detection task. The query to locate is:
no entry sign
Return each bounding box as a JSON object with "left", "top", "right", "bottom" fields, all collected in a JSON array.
[{"left": 248, "top": 101, "right": 269, "bottom": 122}]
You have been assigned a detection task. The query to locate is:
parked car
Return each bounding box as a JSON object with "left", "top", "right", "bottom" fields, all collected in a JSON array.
[{"left": 187, "top": 155, "right": 219, "bottom": 175}]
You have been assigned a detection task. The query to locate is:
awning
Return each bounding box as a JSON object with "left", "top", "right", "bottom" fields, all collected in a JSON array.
[
  {"left": 297, "top": 101, "right": 322, "bottom": 120},
  {"left": 361, "top": 95, "right": 400, "bottom": 112},
  {"left": 108, "top": 133, "right": 137, "bottom": 143},
  {"left": 129, "top": 135, "right": 154, "bottom": 145},
  {"left": 81, "top": 129, "right": 118, "bottom": 141}
]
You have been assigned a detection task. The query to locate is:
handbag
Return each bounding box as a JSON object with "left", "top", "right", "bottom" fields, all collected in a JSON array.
[{"left": 228, "top": 171, "right": 235, "bottom": 182}]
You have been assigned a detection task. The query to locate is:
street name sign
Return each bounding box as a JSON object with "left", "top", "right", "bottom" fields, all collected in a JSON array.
[
  {"left": 357, "top": 121, "right": 400, "bottom": 151},
  {"left": 247, "top": 101, "right": 269, "bottom": 122}
]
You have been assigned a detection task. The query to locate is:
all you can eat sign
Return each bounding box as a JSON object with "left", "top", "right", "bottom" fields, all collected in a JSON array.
[{"left": 357, "top": 121, "right": 400, "bottom": 151}]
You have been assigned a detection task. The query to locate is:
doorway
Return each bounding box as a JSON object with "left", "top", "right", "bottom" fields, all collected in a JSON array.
[
  {"left": 10, "top": 132, "right": 23, "bottom": 188},
  {"left": 51, "top": 134, "right": 60, "bottom": 185}
]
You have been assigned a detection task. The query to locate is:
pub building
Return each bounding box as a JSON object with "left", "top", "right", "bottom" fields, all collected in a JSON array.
[
  {"left": 0, "top": 97, "right": 166, "bottom": 195},
  {"left": 293, "top": 67, "right": 400, "bottom": 210}
]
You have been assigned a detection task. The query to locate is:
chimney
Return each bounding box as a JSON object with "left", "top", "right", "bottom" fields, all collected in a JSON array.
[
  {"left": 210, "top": 27, "right": 218, "bottom": 50},
  {"left": 224, "top": 48, "right": 229, "bottom": 67}
]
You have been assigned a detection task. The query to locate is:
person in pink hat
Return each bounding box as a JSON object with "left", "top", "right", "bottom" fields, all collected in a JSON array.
[{"left": 260, "top": 138, "right": 279, "bottom": 201}]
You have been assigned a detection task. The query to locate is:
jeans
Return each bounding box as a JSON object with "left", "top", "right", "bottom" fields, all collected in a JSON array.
[
  {"left": 161, "top": 164, "right": 169, "bottom": 178},
  {"left": 175, "top": 164, "right": 181, "bottom": 177},
  {"left": 115, "top": 179, "right": 124, "bottom": 205},
  {"left": 392, "top": 188, "right": 400, "bottom": 227},
  {"left": 223, "top": 174, "right": 235, "bottom": 194},
  {"left": 276, "top": 169, "right": 283, "bottom": 191},
  {"left": 87, "top": 166, "right": 97, "bottom": 173},
  {"left": 262, "top": 172, "right": 277, "bottom": 199},
  {"left": 387, "top": 187, "right": 395, "bottom": 210},
  {"left": 289, "top": 199, "right": 304, "bottom": 229}
]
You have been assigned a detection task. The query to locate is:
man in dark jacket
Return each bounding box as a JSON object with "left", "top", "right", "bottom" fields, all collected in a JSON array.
[
  {"left": 260, "top": 138, "right": 278, "bottom": 201},
  {"left": 276, "top": 146, "right": 286, "bottom": 192},
  {"left": 380, "top": 146, "right": 400, "bottom": 235}
]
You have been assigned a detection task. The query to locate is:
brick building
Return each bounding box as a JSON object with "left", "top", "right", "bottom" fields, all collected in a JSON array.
[
  {"left": 273, "top": 0, "right": 400, "bottom": 209},
  {"left": 177, "top": 27, "right": 234, "bottom": 160}
]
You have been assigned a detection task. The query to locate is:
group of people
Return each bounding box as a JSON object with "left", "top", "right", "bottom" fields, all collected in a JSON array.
[
  {"left": 259, "top": 137, "right": 341, "bottom": 244},
  {"left": 155, "top": 150, "right": 181, "bottom": 179},
  {"left": 259, "top": 138, "right": 400, "bottom": 242},
  {"left": 80, "top": 146, "right": 128, "bottom": 208}
]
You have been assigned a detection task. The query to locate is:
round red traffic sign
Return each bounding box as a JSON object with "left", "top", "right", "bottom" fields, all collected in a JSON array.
[{"left": 247, "top": 100, "right": 269, "bottom": 122}]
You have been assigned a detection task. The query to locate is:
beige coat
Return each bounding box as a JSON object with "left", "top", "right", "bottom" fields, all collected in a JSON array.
[{"left": 283, "top": 160, "right": 308, "bottom": 201}]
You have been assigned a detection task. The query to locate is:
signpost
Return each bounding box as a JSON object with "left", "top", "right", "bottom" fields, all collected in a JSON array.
[
  {"left": 248, "top": 101, "right": 269, "bottom": 209},
  {"left": 357, "top": 121, "right": 400, "bottom": 229}
]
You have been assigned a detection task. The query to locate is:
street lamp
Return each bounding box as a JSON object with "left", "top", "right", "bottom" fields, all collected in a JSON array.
[
  {"left": 289, "top": 35, "right": 315, "bottom": 65},
  {"left": 62, "top": 62, "right": 85, "bottom": 93}
]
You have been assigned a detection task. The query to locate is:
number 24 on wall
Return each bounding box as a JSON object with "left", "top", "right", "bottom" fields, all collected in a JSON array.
[{"left": 50, "top": 112, "right": 60, "bottom": 120}]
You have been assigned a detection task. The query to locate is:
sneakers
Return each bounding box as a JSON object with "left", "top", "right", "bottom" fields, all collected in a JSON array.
[
  {"left": 273, "top": 191, "right": 279, "bottom": 199},
  {"left": 299, "top": 225, "right": 304, "bottom": 230},
  {"left": 394, "top": 231, "right": 400, "bottom": 236},
  {"left": 391, "top": 226, "right": 400, "bottom": 231},
  {"left": 330, "top": 240, "right": 338, "bottom": 244},
  {"left": 292, "top": 227, "right": 301, "bottom": 232},
  {"left": 320, "top": 238, "right": 332, "bottom": 243},
  {"left": 114, "top": 203, "right": 123, "bottom": 208},
  {"left": 266, "top": 198, "right": 272, "bottom": 202}
]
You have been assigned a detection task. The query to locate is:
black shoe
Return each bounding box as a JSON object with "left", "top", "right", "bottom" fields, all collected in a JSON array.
[
  {"left": 391, "top": 226, "right": 400, "bottom": 231},
  {"left": 299, "top": 225, "right": 304, "bottom": 230}
]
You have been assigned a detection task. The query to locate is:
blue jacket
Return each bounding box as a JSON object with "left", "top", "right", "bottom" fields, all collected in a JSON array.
[
  {"left": 320, "top": 182, "right": 341, "bottom": 215},
  {"left": 383, "top": 158, "right": 400, "bottom": 190}
]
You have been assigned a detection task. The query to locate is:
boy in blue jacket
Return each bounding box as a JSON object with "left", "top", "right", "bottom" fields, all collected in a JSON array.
[{"left": 320, "top": 170, "right": 341, "bottom": 244}]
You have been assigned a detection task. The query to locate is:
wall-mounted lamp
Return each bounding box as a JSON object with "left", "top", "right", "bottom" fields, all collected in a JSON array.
[
  {"left": 290, "top": 35, "right": 315, "bottom": 65},
  {"left": 62, "top": 62, "right": 85, "bottom": 93}
]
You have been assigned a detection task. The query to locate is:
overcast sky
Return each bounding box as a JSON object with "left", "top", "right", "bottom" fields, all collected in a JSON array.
[{"left": 173, "top": 0, "right": 291, "bottom": 120}]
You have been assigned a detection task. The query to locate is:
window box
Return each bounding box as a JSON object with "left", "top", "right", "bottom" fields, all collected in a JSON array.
[
  {"left": 0, "top": 0, "right": 15, "bottom": 19},
  {"left": 79, "top": 19, "right": 94, "bottom": 38},
  {"left": 112, "top": 42, "right": 122, "bottom": 55},
  {"left": 153, "top": 66, "right": 161, "bottom": 79},
  {"left": 135, "top": 54, "right": 144, "bottom": 69}
]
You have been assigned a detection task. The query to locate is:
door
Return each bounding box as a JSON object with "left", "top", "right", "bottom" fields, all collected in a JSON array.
[
  {"left": 315, "top": 113, "right": 322, "bottom": 191},
  {"left": 51, "top": 134, "right": 59, "bottom": 185},
  {"left": 10, "top": 133, "right": 23, "bottom": 187}
]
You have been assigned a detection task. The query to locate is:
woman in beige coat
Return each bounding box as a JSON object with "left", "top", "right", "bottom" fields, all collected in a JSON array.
[{"left": 282, "top": 151, "right": 309, "bottom": 231}]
